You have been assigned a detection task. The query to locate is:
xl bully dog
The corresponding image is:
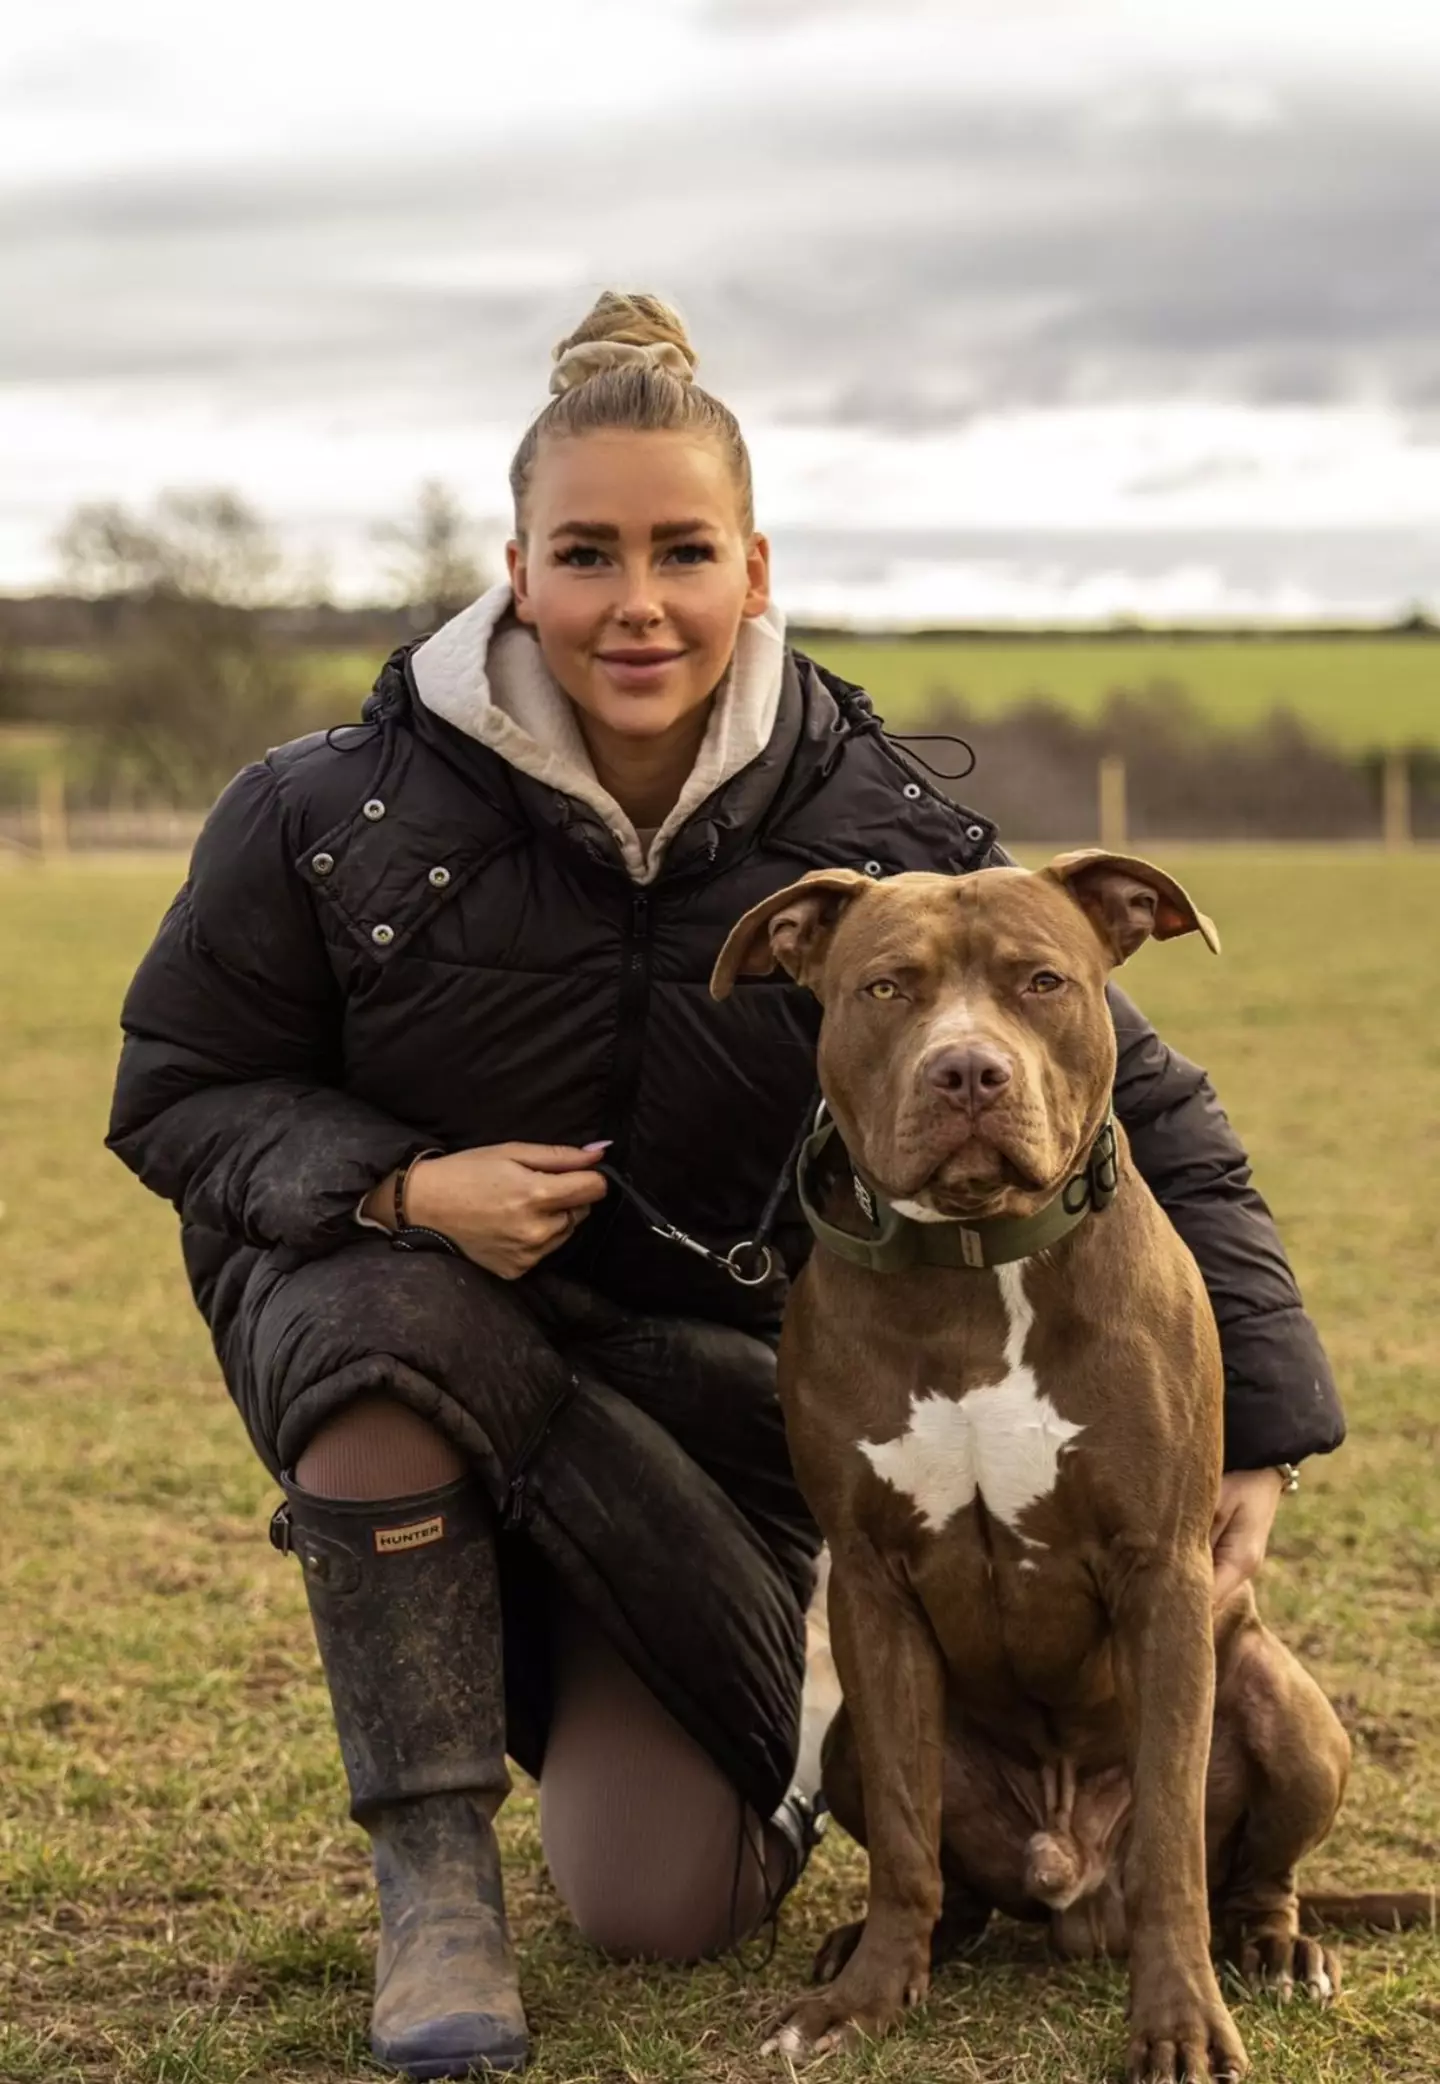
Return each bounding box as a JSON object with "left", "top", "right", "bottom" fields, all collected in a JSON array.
[{"left": 713, "top": 852, "right": 1426, "bottom": 2082}]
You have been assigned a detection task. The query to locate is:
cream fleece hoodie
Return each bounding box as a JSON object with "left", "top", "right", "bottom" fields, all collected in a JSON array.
[{"left": 410, "top": 582, "right": 788, "bottom": 885}]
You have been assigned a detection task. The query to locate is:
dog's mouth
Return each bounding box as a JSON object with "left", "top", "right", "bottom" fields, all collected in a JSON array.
[
  {"left": 881, "top": 1122, "right": 1066, "bottom": 1222},
  {"left": 911, "top": 1147, "right": 1056, "bottom": 1221}
]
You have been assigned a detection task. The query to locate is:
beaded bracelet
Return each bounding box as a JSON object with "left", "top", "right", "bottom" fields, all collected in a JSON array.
[{"left": 394, "top": 1147, "right": 444, "bottom": 1232}]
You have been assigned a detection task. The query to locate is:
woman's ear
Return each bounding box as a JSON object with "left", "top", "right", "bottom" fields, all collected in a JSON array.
[
  {"left": 506, "top": 539, "right": 537, "bottom": 626},
  {"left": 741, "top": 532, "right": 771, "bottom": 620}
]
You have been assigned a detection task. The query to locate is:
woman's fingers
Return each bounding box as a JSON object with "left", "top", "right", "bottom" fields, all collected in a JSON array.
[
  {"left": 1211, "top": 1550, "right": 1249, "bottom": 1608},
  {"left": 505, "top": 1141, "right": 612, "bottom": 1172},
  {"left": 1209, "top": 1468, "right": 1284, "bottom": 1606},
  {"left": 524, "top": 1201, "right": 593, "bottom": 1267},
  {"left": 533, "top": 1167, "right": 610, "bottom": 1211}
]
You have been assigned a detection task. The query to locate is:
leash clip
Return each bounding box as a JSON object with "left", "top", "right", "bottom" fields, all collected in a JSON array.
[
  {"left": 598, "top": 1085, "right": 820, "bottom": 1293},
  {"left": 645, "top": 1218, "right": 774, "bottom": 1288},
  {"left": 647, "top": 1218, "right": 716, "bottom": 1263}
]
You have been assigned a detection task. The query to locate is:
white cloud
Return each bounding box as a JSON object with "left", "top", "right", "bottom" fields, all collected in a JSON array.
[
  {"left": 780, "top": 556, "right": 1334, "bottom": 629},
  {"left": 4, "top": 0, "right": 1440, "bottom": 617},
  {"left": 754, "top": 407, "right": 1440, "bottom": 535}
]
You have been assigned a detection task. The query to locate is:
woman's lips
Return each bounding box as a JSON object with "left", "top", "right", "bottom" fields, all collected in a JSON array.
[{"left": 595, "top": 648, "right": 686, "bottom": 690}]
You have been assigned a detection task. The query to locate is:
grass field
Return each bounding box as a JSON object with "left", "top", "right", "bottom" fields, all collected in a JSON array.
[
  {"left": 292, "top": 636, "right": 1440, "bottom": 752},
  {"left": 796, "top": 637, "right": 1440, "bottom": 751},
  {"left": 2, "top": 851, "right": 1439, "bottom": 2084}
]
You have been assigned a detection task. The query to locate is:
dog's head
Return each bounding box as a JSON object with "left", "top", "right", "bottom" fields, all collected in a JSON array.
[{"left": 713, "top": 852, "right": 1217, "bottom": 1222}]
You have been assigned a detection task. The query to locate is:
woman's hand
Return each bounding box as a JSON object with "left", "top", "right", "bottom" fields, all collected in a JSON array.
[
  {"left": 366, "top": 1142, "right": 610, "bottom": 1280},
  {"left": 1210, "top": 1467, "right": 1286, "bottom": 1606}
]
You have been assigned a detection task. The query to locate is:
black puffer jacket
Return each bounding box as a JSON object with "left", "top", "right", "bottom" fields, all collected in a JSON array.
[
  {"left": 110, "top": 641, "right": 1341, "bottom": 1462},
  {"left": 107, "top": 643, "right": 1343, "bottom": 1810}
]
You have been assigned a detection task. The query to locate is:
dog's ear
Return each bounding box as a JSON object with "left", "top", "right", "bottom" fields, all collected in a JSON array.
[
  {"left": 711, "top": 870, "right": 876, "bottom": 999},
  {"left": 1041, "top": 850, "right": 1220, "bottom": 966}
]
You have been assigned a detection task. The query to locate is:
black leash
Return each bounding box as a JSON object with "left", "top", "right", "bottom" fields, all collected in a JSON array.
[
  {"left": 387, "top": 1094, "right": 819, "bottom": 1283},
  {"left": 596, "top": 1083, "right": 820, "bottom": 1290}
]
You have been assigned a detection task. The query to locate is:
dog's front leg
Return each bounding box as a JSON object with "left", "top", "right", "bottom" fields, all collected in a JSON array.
[
  {"left": 1112, "top": 1552, "right": 1248, "bottom": 2082},
  {"left": 763, "top": 1536, "right": 945, "bottom": 2061}
]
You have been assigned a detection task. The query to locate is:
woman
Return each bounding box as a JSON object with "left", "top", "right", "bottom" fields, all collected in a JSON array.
[{"left": 108, "top": 291, "right": 1343, "bottom": 2080}]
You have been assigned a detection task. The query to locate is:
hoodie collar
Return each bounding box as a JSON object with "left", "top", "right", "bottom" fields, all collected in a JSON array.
[{"left": 409, "top": 581, "right": 788, "bottom": 885}]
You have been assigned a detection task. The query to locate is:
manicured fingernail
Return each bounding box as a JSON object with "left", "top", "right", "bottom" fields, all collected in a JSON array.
[{"left": 583, "top": 1140, "right": 612, "bottom": 1153}]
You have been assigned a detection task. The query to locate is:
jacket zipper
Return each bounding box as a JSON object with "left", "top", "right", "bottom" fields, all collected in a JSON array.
[
  {"left": 502, "top": 1371, "right": 581, "bottom": 1529},
  {"left": 603, "top": 891, "right": 653, "bottom": 1170}
]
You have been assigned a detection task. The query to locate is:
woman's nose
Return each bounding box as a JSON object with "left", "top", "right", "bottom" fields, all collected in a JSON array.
[{"left": 614, "top": 564, "right": 664, "bottom": 629}]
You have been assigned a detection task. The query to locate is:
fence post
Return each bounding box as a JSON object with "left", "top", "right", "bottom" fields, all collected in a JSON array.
[
  {"left": 1098, "top": 753, "right": 1127, "bottom": 849},
  {"left": 1382, "top": 751, "right": 1411, "bottom": 849},
  {"left": 36, "top": 767, "right": 69, "bottom": 861}
]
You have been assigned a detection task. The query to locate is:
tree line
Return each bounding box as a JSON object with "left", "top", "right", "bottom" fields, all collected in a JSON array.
[
  {"left": 0, "top": 483, "right": 490, "bottom": 806},
  {"left": 3, "top": 485, "right": 1435, "bottom": 840}
]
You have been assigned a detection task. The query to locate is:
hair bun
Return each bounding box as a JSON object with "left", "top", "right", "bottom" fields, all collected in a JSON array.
[
  {"left": 548, "top": 290, "right": 698, "bottom": 397},
  {"left": 549, "top": 338, "right": 694, "bottom": 397},
  {"left": 513, "top": 290, "right": 753, "bottom": 534}
]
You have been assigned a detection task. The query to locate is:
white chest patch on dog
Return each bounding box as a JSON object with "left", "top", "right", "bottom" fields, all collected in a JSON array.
[{"left": 858, "top": 1263, "right": 1084, "bottom": 1539}]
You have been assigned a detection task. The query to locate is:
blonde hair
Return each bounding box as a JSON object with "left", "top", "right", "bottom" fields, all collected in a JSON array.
[{"left": 509, "top": 290, "right": 755, "bottom": 537}]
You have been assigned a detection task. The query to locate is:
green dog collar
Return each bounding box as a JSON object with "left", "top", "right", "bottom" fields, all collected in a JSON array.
[{"left": 797, "top": 1112, "right": 1119, "bottom": 1274}]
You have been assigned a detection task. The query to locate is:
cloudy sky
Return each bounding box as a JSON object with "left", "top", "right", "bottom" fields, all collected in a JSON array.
[{"left": 4, "top": 0, "right": 1440, "bottom": 622}]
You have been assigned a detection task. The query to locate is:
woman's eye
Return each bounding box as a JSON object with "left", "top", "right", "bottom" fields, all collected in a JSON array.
[
  {"left": 866, "top": 979, "right": 899, "bottom": 1001},
  {"left": 1029, "top": 970, "right": 1065, "bottom": 995},
  {"left": 666, "top": 541, "right": 715, "bottom": 565},
  {"left": 555, "top": 545, "right": 606, "bottom": 568}
]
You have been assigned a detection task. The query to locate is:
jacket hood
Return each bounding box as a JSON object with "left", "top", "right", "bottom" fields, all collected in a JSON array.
[{"left": 409, "top": 581, "right": 788, "bottom": 885}]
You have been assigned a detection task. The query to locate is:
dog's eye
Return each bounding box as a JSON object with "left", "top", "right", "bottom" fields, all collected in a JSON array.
[
  {"left": 1029, "top": 970, "right": 1065, "bottom": 995},
  {"left": 866, "top": 979, "right": 899, "bottom": 1001}
]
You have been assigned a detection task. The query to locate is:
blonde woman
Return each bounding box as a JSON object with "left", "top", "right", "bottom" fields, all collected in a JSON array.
[{"left": 109, "top": 293, "right": 1342, "bottom": 2078}]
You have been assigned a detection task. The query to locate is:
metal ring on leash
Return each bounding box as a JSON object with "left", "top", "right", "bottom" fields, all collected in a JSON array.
[{"left": 723, "top": 1240, "right": 775, "bottom": 1287}]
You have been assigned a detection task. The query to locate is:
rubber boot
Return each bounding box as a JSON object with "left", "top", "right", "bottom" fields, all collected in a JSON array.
[{"left": 271, "top": 1472, "right": 529, "bottom": 2078}]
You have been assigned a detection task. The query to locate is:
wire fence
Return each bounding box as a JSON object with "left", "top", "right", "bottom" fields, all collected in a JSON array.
[{"left": 1, "top": 750, "right": 1433, "bottom": 859}]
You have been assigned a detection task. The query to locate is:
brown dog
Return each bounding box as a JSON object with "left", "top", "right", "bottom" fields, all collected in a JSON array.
[{"left": 713, "top": 853, "right": 1359, "bottom": 2082}]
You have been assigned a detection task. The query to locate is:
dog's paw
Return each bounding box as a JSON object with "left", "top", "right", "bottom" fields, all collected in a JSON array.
[
  {"left": 1238, "top": 1931, "right": 1340, "bottom": 2005},
  {"left": 762, "top": 1954, "right": 927, "bottom": 2062},
  {"left": 1127, "top": 1975, "right": 1249, "bottom": 2081}
]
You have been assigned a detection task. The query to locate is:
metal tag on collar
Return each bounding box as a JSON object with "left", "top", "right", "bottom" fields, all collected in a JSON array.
[{"left": 958, "top": 1227, "right": 986, "bottom": 1269}]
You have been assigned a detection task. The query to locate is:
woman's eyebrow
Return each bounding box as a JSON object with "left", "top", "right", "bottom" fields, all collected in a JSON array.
[
  {"left": 546, "top": 519, "right": 715, "bottom": 543},
  {"left": 650, "top": 519, "right": 713, "bottom": 541}
]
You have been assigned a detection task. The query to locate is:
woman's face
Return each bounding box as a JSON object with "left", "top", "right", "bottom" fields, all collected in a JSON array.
[{"left": 507, "top": 429, "right": 770, "bottom": 742}]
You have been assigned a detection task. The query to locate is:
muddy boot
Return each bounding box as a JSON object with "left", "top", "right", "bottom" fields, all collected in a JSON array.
[{"left": 271, "top": 1473, "right": 529, "bottom": 2077}]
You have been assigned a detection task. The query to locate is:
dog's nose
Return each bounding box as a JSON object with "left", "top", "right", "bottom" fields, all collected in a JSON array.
[{"left": 923, "top": 1044, "right": 1013, "bottom": 1111}]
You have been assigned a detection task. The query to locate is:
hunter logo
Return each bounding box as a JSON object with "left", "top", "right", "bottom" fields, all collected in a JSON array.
[{"left": 374, "top": 1515, "right": 445, "bottom": 1555}]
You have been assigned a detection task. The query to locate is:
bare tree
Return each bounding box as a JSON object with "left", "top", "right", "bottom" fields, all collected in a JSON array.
[
  {"left": 57, "top": 489, "right": 303, "bottom": 805},
  {"left": 376, "top": 480, "right": 488, "bottom": 630}
]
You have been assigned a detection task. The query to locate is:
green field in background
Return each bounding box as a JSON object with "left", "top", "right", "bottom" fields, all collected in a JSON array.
[
  {"left": 801, "top": 635, "right": 1440, "bottom": 749},
  {"left": 292, "top": 636, "right": 1440, "bottom": 751},
  {"left": 13, "top": 633, "right": 1440, "bottom": 758},
  {"left": 2, "top": 851, "right": 1438, "bottom": 2083}
]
